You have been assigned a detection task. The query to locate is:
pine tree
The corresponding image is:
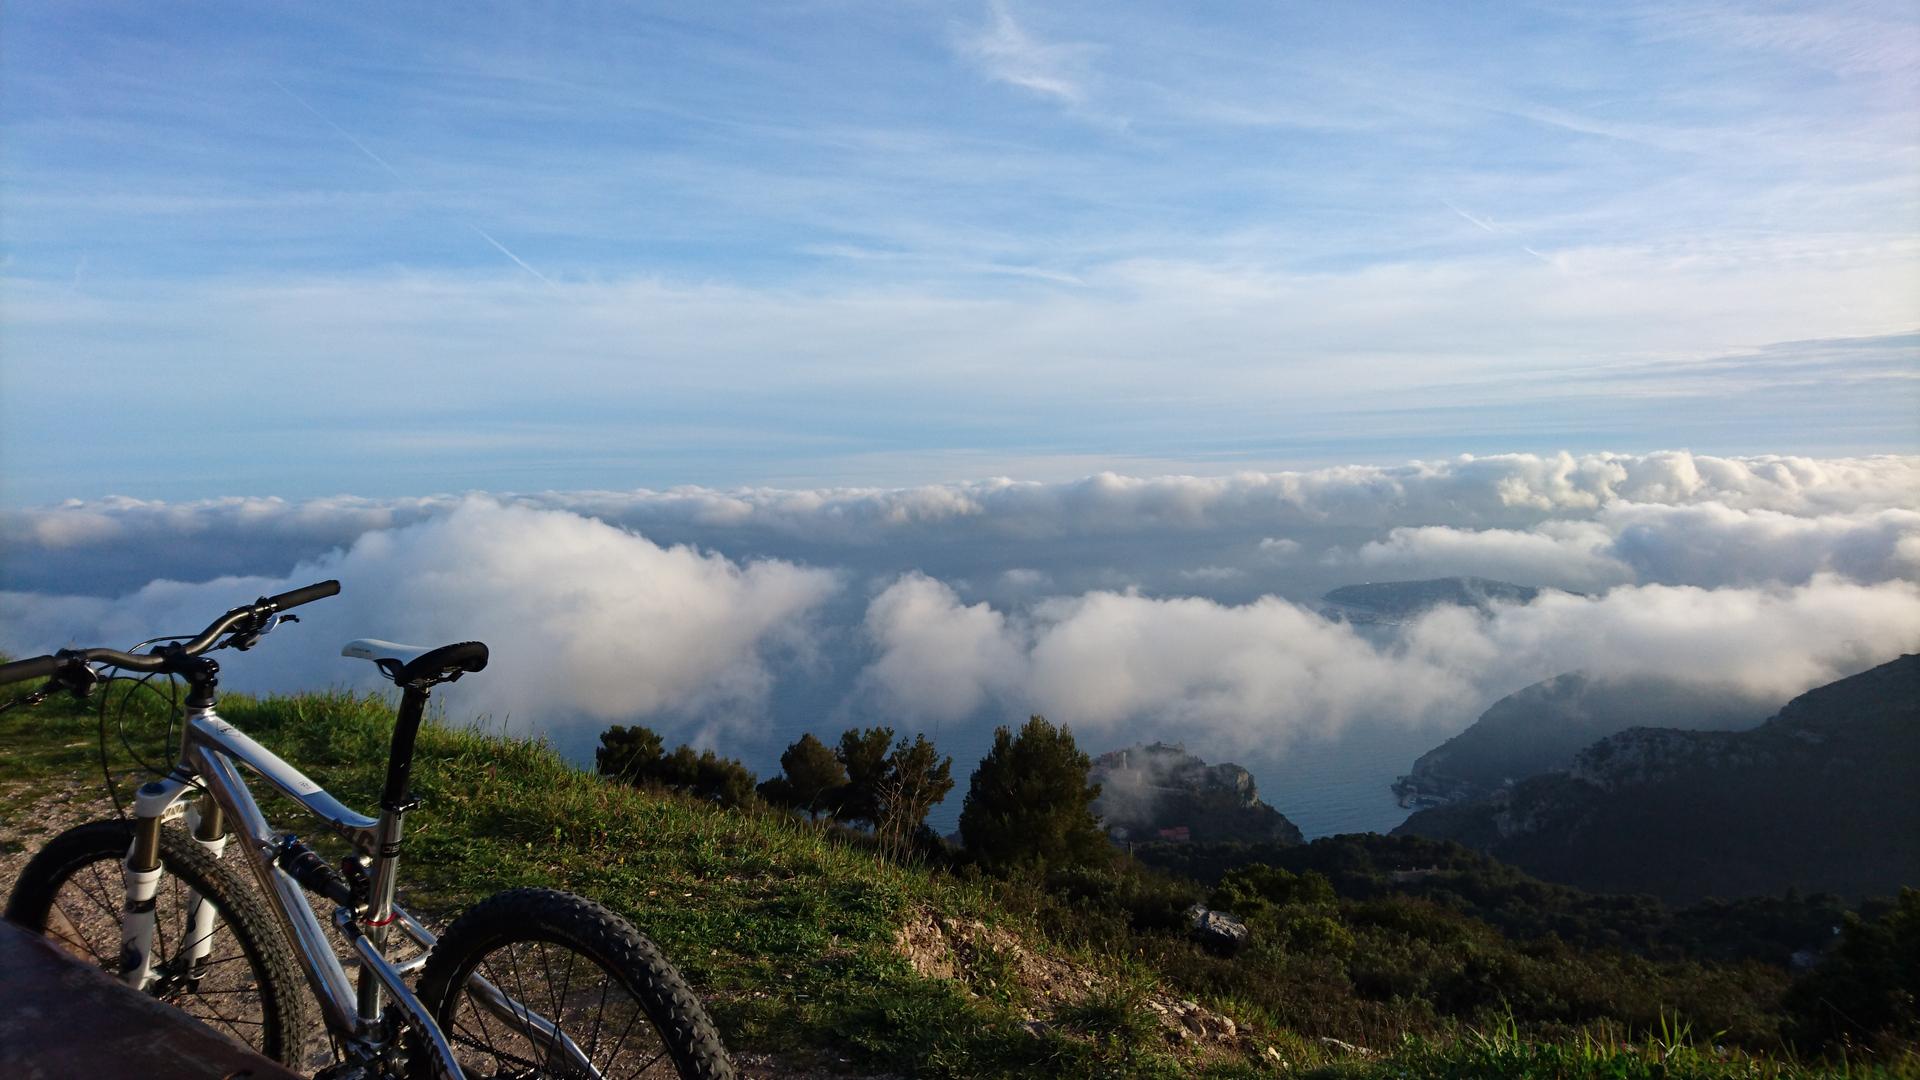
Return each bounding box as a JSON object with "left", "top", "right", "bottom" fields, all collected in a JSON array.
[
  {"left": 596, "top": 724, "right": 757, "bottom": 809},
  {"left": 758, "top": 732, "right": 849, "bottom": 817},
  {"left": 595, "top": 724, "right": 664, "bottom": 782},
  {"left": 874, "top": 734, "right": 955, "bottom": 862},
  {"left": 959, "top": 715, "right": 1106, "bottom": 874},
  {"left": 834, "top": 725, "right": 895, "bottom": 825}
]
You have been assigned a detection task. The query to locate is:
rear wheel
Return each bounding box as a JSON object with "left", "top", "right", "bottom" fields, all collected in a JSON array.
[
  {"left": 4, "top": 818, "right": 311, "bottom": 1065},
  {"left": 414, "top": 887, "right": 734, "bottom": 1079}
]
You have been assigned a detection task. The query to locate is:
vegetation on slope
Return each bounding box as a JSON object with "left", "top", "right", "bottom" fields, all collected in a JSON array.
[{"left": 1, "top": 676, "right": 1915, "bottom": 1078}]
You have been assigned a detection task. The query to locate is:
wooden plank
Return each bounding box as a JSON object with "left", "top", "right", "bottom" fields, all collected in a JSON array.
[{"left": 0, "top": 918, "right": 305, "bottom": 1079}]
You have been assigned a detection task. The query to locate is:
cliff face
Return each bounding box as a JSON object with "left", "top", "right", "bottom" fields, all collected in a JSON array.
[
  {"left": 1392, "top": 672, "right": 1775, "bottom": 809},
  {"left": 1394, "top": 655, "right": 1920, "bottom": 904},
  {"left": 1090, "top": 742, "right": 1304, "bottom": 846}
]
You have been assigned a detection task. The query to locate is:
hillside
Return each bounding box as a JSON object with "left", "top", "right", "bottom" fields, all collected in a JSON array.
[
  {"left": 1131, "top": 832, "right": 1856, "bottom": 968},
  {"left": 1395, "top": 655, "right": 1920, "bottom": 904},
  {"left": 1318, "top": 577, "right": 1543, "bottom": 625},
  {"left": 2, "top": 678, "right": 1914, "bottom": 1078},
  {"left": 1392, "top": 672, "right": 1777, "bottom": 808},
  {"left": 1091, "top": 742, "right": 1304, "bottom": 846}
]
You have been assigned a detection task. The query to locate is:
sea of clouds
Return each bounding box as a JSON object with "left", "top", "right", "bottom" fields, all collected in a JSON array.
[{"left": 4, "top": 451, "right": 1918, "bottom": 785}]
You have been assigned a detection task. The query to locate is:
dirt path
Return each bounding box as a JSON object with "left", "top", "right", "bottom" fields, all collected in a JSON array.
[{"left": 0, "top": 779, "right": 118, "bottom": 896}]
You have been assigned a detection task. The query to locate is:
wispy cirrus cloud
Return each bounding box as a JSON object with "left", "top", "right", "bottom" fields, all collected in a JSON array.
[
  {"left": 955, "top": 0, "right": 1099, "bottom": 106},
  {"left": 2, "top": 3, "right": 1915, "bottom": 509}
]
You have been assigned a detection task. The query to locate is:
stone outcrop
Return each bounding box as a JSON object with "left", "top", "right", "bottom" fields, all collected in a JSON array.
[
  {"left": 1090, "top": 742, "right": 1303, "bottom": 846},
  {"left": 1185, "top": 903, "right": 1251, "bottom": 957}
]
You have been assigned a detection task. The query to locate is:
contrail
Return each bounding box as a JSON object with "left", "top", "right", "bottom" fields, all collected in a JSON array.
[
  {"left": 471, "top": 225, "right": 561, "bottom": 290},
  {"left": 1441, "top": 197, "right": 1559, "bottom": 269},
  {"left": 1440, "top": 198, "right": 1499, "bottom": 234},
  {"left": 268, "top": 77, "right": 406, "bottom": 183},
  {"left": 267, "top": 76, "right": 560, "bottom": 289}
]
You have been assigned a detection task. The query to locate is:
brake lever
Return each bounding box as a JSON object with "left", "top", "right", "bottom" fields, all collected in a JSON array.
[
  {"left": 0, "top": 659, "right": 98, "bottom": 714},
  {"left": 224, "top": 612, "right": 296, "bottom": 652}
]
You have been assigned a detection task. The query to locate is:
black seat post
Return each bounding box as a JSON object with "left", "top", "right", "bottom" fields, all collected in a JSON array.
[{"left": 382, "top": 682, "right": 432, "bottom": 813}]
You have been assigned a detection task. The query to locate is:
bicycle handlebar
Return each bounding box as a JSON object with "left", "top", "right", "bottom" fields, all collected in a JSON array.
[
  {"left": 262, "top": 579, "right": 343, "bottom": 614},
  {"left": 0, "top": 655, "right": 65, "bottom": 685},
  {"left": 0, "top": 579, "right": 341, "bottom": 687}
]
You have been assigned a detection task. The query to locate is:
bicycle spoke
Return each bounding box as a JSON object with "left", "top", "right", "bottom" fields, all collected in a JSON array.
[
  {"left": 468, "top": 955, "right": 512, "bottom": 1075},
  {"left": 80, "top": 860, "right": 121, "bottom": 920},
  {"left": 530, "top": 940, "right": 570, "bottom": 1067},
  {"left": 182, "top": 984, "right": 254, "bottom": 1043},
  {"left": 585, "top": 968, "right": 613, "bottom": 1062},
  {"left": 602, "top": 997, "right": 646, "bottom": 1075},
  {"left": 623, "top": 1045, "right": 671, "bottom": 1080},
  {"left": 48, "top": 899, "right": 111, "bottom": 964}
]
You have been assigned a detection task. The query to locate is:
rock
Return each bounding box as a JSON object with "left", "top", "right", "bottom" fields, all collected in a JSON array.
[
  {"left": 1090, "top": 742, "right": 1304, "bottom": 846},
  {"left": 1186, "top": 903, "right": 1251, "bottom": 957}
]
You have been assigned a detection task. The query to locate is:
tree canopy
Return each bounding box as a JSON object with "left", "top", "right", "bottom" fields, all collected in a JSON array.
[
  {"left": 959, "top": 715, "right": 1107, "bottom": 874},
  {"left": 835, "top": 725, "right": 896, "bottom": 826},
  {"left": 874, "top": 733, "right": 955, "bottom": 862},
  {"left": 758, "top": 732, "right": 848, "bottom": 816},
  {"left": 595, "top": 723, "right": 758, "bottom": 808}
]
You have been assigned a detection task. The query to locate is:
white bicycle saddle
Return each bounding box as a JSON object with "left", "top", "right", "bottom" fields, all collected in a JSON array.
[{"left": 341, "top": 639, "right": 437, "bottom": 668}]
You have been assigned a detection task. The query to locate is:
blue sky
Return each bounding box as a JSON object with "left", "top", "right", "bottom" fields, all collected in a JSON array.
[{"left": 2, "top": 1, "right": 1915, "bottom": 505}]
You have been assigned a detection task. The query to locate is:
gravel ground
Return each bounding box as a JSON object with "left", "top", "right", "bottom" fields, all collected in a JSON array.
[{"left": 0, "top": 779, "right": 119, "bottom": 896}]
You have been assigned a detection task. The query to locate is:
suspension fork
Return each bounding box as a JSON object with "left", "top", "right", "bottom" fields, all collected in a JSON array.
[
  {"left": 180, "top": 800, "right": 230, "bottom": 976},
  {"left": 123, "top": 775, "right": 195, "bottom": 989},
  {"left": 121, "top": 657, "right": 222, "bottom": 988}
]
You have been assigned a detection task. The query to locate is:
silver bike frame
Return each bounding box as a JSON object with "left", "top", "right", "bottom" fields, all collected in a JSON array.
[{"left": 127, "top": 704, "right": 601, "bottom": 1079}]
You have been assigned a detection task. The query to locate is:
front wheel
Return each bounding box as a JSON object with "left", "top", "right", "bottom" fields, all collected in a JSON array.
[
  {"left": 414, "top": 887, "right": 734, "bottom": 1079},
  {"left": 4, "top": 818, "right": 312, "bottom": 1065}
]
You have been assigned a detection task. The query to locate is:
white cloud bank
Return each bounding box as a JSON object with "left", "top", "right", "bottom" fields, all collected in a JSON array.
[
  {"left": 3, "top": 452, "right": 1917, "bottom": 758},
  {"left": 860, "top": 574, "right": 1920, "bottom": 749},
  {"left": 0, "top": 500, "right": 838, "bottom": 737},
  {"left": 1343, "top": 504, "right": 1920, "bottom": 592},
  {"left": 10, "top": 450, "right": 1916, "bottom": 556}
]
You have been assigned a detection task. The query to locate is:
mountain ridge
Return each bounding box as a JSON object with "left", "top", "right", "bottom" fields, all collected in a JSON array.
[
  {"left": 1392, "top": 671, "right": 1778, "bottom": 808},
  {"left": 1394, "top": 654, "right": 1920, "bottom": 904}
]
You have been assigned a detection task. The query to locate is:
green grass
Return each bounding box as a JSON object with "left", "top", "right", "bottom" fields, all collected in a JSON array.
[
  {"left": 3, "top": 682, "right": 1915, "bottom": 1078},
  {"left": 1305, "top": 1014, "right": 1920, "bottom": 1080},
  {"left": 0, "top": 683, "right": 1185, "bottom": 1076}
]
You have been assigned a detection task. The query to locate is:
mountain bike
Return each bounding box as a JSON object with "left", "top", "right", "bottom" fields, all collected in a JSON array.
[{"left": 0, "top": 581, "right": 736, "bottom": 1079}]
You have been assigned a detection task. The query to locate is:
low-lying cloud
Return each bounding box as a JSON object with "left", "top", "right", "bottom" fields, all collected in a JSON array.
[
  {"left": 9, "top": 451, "right": 1918, "bottom": 586},
  {"left": 3, "top": 451, "right": 1917, "bottom": 770},
  {"left": 1, "top": 500, "right": 838, "bottom": 738},
  {"left": 858, "top": 574, "right": 1920, "bottom": 751},
  {"left": 1343, "top": 503, "right": 1920, "bottom": 592}
]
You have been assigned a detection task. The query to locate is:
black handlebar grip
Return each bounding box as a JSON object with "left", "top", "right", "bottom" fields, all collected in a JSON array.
[
  {"left": 263, "top": 580, "right": 341, "bottom": 612},
  {"left": 0, "top": 655, "right": 63, "bottom": 686}
]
